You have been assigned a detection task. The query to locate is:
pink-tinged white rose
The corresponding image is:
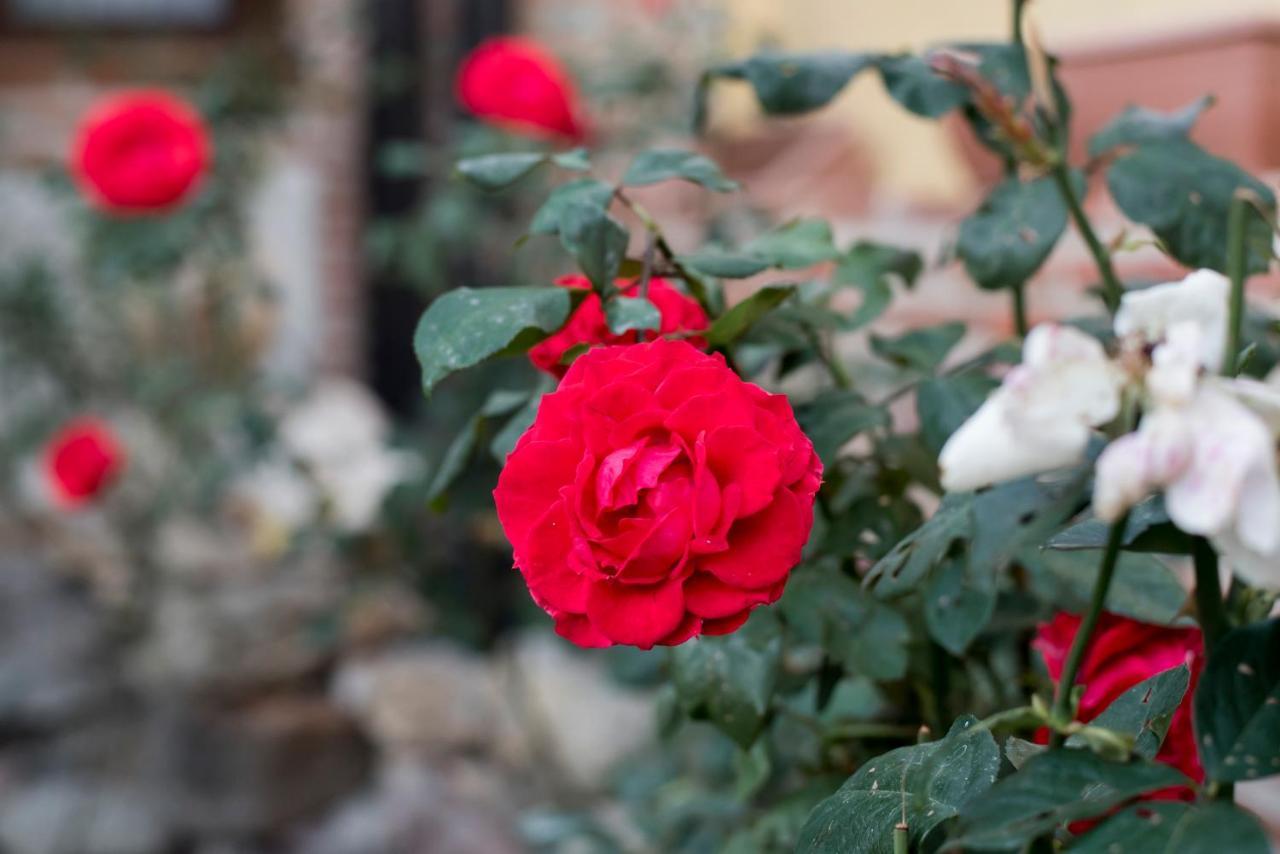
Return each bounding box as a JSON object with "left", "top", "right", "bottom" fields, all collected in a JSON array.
[
  {"left": 938, "top": 324, "right": 1122, "bottom": 492},
  {"left": 1114, "top": 269, "right": 1229, "bottom": 374}
]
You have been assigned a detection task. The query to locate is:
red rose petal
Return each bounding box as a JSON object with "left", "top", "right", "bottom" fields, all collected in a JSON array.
[
  {"left": 702, "top": 611, "right": 751, "bottom": 636},
  {"left": 586, "top": 577, "right": 686, "bottom": 649},
  {"left": 494, "top": 438, "right": 584, "bottom": 546},
  {"left": 683, "top": 571, "right": 779, "bottom": 618},
  {"left": 700, "top": 486, "right": 812, "bottom": 589},
  {"left": 555, "top": 613, "right": 612, "bottom": 648},
  {"left": 521, "top": 501, "right": 591, "bottom": 613},
  {"left": 455, "top": 37, "right": 587, "bottom": 142},
  {"left": 705, "top": 425, "right": 782, "bottom": 518},
  {"left": 658, "top": 613, "right": 702, "bottom": 646},
  {"left": 72, "top": 90, "right": 211, "bottom": 213}
]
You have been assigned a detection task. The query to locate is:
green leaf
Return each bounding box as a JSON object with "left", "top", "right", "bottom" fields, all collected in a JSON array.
[
  {"left": 714, "top": 51, "right": 878, "bottom": 115},
  {"left": 832, "top": 240, "right": 924, "bottom": 329},
  {"left": 1067, "top": 665, "right": 1190, "bottom": 760},
  {"left": 415, "top": 287, "right": 575, "bottom": 394},
  {"left": 529, "top": 178, "right": 615, "bottom": 236},
  {"left": 915, "top": 372, "right": 998, "bottom": 455},
  {"left": 744, "top": 218, "right": 840, "bottom": 269},
  {"left": 622, "top": 148, "right": 738, "bottom": 192},
  {"left": 796, "top": 717, "right": 999, "bottom": 854},
  {"left": 1047, "top": 495, "right": 1194, "bottom": 554},
  {"left": 425, "top": 389, "right": 531, "bottom": 507},
  {"left": 604, "top": 295, "right": 661, "bottom": 335},
  {"left": 1070, "top": 801, "right": 1270, "bottom": 854},
  {"left": 1021, "top": 548, "right": 1189, "bottom": 626},
  {"left": 1087, "top": 95, "right": 1214, "bottom": 158},
  {"left": 549, "top": 147, "right": 591, "bottom": 171},
  {"left": 780, "top": 562, "right": 910, "bottom": 681},
  {"left": 870, "top": 322, "right": 966, "bottom": 373},
  {"left": 948, "top": 750, "right": 1190, "bottom": 851},
  {"left": 866, "top": 493, "right": 973, "bottom": 599},
  {"left": 425, "top": 416, "right": 480, "bottom": 509},
  {"left": 1005, "top": 736, "right": 1046, "bottom": 770},
  {"left": 490, "top": 391, "right": 543, "bottom": 463},
  {"left": 958, "top": 173, "right": 1072, "bottom": 291},
  {"left": 670, "top": 610, "right": 783, "bottom": 748},
  {"left": 455, "top": 152, "right": 547, "bottom": 191},
  {"left": 676, "top": 250, "right": 771, "bottom": 279},
  {"left": 969, "top": 468, "right": 1091, "bottom": 575},
  {"left": 558, "top": 202, "right": 630, "bottom": 292},
  {"left": 877, "top": 54, "right": 968, "bottom": 117},
  {"left": 1193, "top": 617, "right": 1280, "bottom": 782},
  {"left": 705, "top": 285, "right": 795, "bottom": 348},
  {"left": 1107, "top": 138, "right": 1276, "bottom": 274},
  {"left": 795, "top": 390, "right": 890, "bottom": 464},
  {"left": 924, "top": 553, "right": 996, "bottom": 655}
]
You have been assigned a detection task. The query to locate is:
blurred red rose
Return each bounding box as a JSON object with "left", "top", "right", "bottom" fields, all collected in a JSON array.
[
  {"left": 494, "top": 338, "right": 821, "bottom": 648},
  {"left": 455, "top": 37, "right": 588, "bottom": 142},
  {"left": 71, "top": 90, "right": 211, "bottom": 214},
  {"left": 44, "top": 418, "right": 125, "bottom": 508},
  {"left": 1035, "top": 611, "right": 1204, "bottom": 783},
  {"left": 528, "top": 275, "right": 709, "bottom": 377}
]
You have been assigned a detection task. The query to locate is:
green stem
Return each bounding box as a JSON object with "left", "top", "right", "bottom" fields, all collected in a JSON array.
[
  {"left": 1051, "top": 162, "right": 1123, "bottom": 315},
  {"left": 894, "top": 823, "right": 910, "bottom": 854},
  {"left": 1193, "top": 537, "right": 1229, "bottom": 649},
  {"left": 1223, "top": 192, "right": 1249, "bottom": 376},
  {"left": 1012, "top": 0, "right": 1028, "bottom": 44},
  {"left": 1048, "top": 512, "right": 1129, "bottom": 748},
  {"left": 1011, "top": 281, "right": 1029, "bottom": 337},
  {"left": 804, "top": 326, "right": 853, "bottom": 389}
]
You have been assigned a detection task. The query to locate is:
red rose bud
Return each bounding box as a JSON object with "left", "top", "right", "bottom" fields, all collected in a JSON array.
[
  {"left": 1035, "top": 611, "right": 1204, "bottom": 784},
  {"left": 494, "top": 339, "right": 822, "bottom": 649},
  {"left": 455, "top": 37, "right": 588, "bottom": 142},
  {"left": 528, "top": 275, "right": 709, "bottom": 378},
  {"left": 71, "top": 90, "right": 211, "bottom": 213},
  {"left": 44, "top": 418, "right": 126, "bottom": 508}
]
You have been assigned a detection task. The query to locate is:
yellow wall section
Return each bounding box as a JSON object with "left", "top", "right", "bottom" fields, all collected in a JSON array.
[{"left": 713, "top": 0, "right": 1280, "bottom": 207}]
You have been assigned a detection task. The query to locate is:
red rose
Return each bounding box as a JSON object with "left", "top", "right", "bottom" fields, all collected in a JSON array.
[
  {"left": 494, "top": 338, "right": 822, "bottom": 648},
  {"left": 1035, "top": 611, "right": 1204, "bottom": 783},
  {"left": 455, "top": 37, "right": 588, "bottom": 142},
  {"left": 528, "top": 275, "right": 709, "bottom": 377},
  {"left": 72, "top": 90, "right": 211, "bottom": 214},
  {"left": 44, "top": 418, "right": 126, "bottom": 508}
]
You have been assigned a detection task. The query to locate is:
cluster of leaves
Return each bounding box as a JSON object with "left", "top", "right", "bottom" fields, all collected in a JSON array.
[{"left": 414, "top": 14, "right": 1280, "bottom": 854}]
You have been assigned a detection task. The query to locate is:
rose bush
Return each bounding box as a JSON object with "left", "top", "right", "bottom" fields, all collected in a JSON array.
[
  {"left": 494, "top": 338, "right": 821, "bottom": 648},
  {"left": 418, "top": 5, "right": 1280, "bottom": 850},
  {"left": 43, "top": 418, "right": 125, "bottom": 508},
  {"left": 71, "top": 89, "right": 211, "bottom": 213},
  {"left": 527, "top": 275, "right": 709, "bottom": 377},
  {"left": 456, "top": 37, "right": 588, "bottom": 142}
]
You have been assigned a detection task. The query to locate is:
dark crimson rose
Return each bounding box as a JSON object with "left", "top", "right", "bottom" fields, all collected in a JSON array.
[
  {"left": 44, "top": 418, "right": 126, "bottom": 508},
  {"left": 528, "top": 275, "right": 709, "bottom": 378},
  {"left": 1035, "top": 611, "right": 1204, "bottom": 783},
  {"left": 494, "top": 339, "right": 822, "bottom": 648},
  {"left": 71, "top": 90, "right": 211, "bottom": 213},
  {"left": 455, "top": 37, "right": 588, "bottom": 142}
]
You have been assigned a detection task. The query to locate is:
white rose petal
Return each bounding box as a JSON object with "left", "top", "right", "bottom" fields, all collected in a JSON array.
[
  {"left": 1114, "top": 269, "right": 1229, "bottom": 373},
  {"left": 939, "top": 324, "right": 1122, "bottom": 492}
]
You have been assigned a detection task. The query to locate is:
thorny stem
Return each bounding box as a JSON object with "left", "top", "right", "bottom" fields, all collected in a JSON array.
[
  {"left": 1050, "top": 161, "right": 1124, "bottom": 315},
  {"left": 639, "top": 231, "right": 657, "bottom": 301},
  {"left": 1223, "top": 191, "right": 1250, "bottom": 377},
  {"left": 614, "top": 188, "right": 700, "bottom": 288},
  {"left": 1048, "top": 511, "right": 1129, "bottom": 748}
]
